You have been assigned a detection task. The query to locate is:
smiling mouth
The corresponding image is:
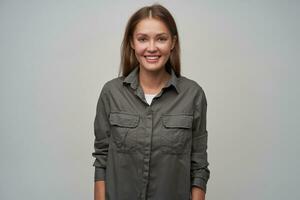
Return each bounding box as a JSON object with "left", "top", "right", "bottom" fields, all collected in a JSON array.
[{"left": 144, "top": 55, "right": 161, "bottom": 62}]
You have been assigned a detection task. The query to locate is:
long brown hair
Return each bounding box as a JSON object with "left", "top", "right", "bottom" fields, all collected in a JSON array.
[{"left": 119, "top": 4, "right": 181, "bottom": 77}]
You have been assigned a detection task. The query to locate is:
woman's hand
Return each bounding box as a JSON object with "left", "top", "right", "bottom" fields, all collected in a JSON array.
[
  {"left": 191, "top": 186, "right": 205, "bottom": 200},
  {"left": 94, "top": 180, "right": 105, "bottom": 200}
]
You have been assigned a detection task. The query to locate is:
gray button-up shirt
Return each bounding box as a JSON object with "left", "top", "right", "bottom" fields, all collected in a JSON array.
[{"left": 92, "top": 66, "right": 210, "bottom": 200}]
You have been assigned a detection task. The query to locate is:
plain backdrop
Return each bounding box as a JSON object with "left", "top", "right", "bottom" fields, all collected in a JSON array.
[{"left": 1, "top": 0, "right": 299, "bottom": 199}]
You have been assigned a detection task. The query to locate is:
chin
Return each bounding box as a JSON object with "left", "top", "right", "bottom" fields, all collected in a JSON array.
[
  {"left": 140, "top": 61, "right": 167, "bottom": 72},
  {"left": 142, "top": 65, "right": 165, "bottom": 72}
]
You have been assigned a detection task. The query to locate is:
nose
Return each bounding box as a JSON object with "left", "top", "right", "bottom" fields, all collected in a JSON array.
[{"left": 147, "top": 40, "right": 157, "bottom": 52}]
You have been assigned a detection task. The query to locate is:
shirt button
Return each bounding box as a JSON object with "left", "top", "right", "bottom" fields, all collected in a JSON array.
[{"left": 146, "top": 108, "right": 152, "bottom": 115}]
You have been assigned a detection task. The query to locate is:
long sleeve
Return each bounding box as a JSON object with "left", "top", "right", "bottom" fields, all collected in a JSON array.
[
  {"left": 191, "top": 89, "right": 210, "bottom": 193},
  {"left": 92, "top": 85, "right": 111, "bottom": 181}
]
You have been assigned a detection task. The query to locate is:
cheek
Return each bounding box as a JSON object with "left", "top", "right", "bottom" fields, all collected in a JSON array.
[
  {"left": 134, "top": 45, "right": 146, "bottom": 56},
  {"left": 158, "top": 44, "right": 173, "bottom": 54},
  {"left": 160, "top": 48, "right": 172, "bottom": 57}
]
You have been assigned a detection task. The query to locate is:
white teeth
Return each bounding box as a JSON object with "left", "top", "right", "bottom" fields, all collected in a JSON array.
[{"left": 145, "top": 56, "right": 159, "bottom": 60}]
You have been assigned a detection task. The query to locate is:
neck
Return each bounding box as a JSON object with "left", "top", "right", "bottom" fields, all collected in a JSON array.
[{"left": 138, "top": 66, "right": 171, "bottom": 94}]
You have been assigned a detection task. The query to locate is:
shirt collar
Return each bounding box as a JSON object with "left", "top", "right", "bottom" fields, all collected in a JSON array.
[{"left": 123, "top": 67, "right": 179, "bottom": 93}]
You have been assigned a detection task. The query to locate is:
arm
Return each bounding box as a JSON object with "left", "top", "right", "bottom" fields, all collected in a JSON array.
[
  {"left": 191, "top": 186, "right": 206, "bottom": 200},
  {"left": 94, "top": 180, "right": 105, "bottom": 200},
  {"left": 191, "top": 88, "right": 210, "bottom": 199},
  {"left": 92, "top": 85, "right": 111, "bottom": 200}
]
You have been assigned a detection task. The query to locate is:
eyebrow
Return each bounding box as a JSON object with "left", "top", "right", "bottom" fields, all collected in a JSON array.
[{"left": 135, "top": 33, "right": 169, "bottom": 37}]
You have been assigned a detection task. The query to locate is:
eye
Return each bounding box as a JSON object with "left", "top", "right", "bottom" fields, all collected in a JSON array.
[
  {"left": 158, "top": 37, "right": 167, "bottom": 42},
  {"left": 137, "top": 38, "right": 147, "bottom": 42}
]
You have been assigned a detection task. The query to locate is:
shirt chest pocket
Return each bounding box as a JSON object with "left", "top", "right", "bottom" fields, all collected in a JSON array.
[
  {"left": 109, "top": 112, "right": 140, "bottom": 153},
  {"left": 160, "top": 114, "right": 193, "bottom": 154}
]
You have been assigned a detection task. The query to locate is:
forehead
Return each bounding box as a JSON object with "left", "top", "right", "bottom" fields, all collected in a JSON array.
[{"left": 133, "top": 18, "right": 171, "bottom": 35}]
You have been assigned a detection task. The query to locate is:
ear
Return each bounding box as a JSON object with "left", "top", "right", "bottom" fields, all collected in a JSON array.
[{"left": 171, "top": 35, "right": 177, "bottom": 50}]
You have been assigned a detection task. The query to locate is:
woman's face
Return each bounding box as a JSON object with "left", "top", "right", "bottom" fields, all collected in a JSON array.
[{"left": 131, "top": 18, "right": 176, "bottom": 73}]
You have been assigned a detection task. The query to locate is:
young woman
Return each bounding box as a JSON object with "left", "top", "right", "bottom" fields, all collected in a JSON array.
[{"left": 92, "top": 4, "right": 210, "bottom": 200}]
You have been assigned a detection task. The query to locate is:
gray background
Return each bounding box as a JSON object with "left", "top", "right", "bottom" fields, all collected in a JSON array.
[{"left": 1, "top": 0, "right": 299, "bottom": 199}]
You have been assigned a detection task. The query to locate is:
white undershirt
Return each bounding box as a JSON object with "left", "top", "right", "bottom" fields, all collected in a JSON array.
[{"left": 145, "top": 93, "right": 158, "bottom": 105}]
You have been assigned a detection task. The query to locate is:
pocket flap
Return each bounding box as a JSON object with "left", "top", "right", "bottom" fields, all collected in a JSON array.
[
  {"left": 109, "top": 112, "right": 139, "bottom": 128},
  {"left": 162, "top": 114, "right": 193, "bottom": 129}
]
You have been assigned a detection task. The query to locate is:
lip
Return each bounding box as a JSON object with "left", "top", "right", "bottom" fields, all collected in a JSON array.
[{"left": 144, "top": 55, "right": 161, "bottom": 63}]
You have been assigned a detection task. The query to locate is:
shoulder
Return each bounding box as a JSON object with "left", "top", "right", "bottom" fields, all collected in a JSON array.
[
  {"left": 178, "top": 75, "right": 207, "bottom": 107},
  {"left": 177, "top": 75, "right": 205, "bottom": 94},
  {"left": 100, "top": 76, "right": 124, "bottom": 92},
  {"left": 96, "top": 77, "right": 124, "bottom": 101}
]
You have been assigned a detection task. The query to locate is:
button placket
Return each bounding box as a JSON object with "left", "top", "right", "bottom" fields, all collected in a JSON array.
[{"left": 139, "top": 107, "right": 153, "bottom": 199}]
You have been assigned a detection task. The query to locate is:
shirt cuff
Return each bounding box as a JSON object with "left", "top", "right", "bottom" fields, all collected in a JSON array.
[
  {"left": 94, "top": 167, "right": 106, "bottom": 181},
  {"left": 191, "top": 177, "right": 207, "bottom": 193}
]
